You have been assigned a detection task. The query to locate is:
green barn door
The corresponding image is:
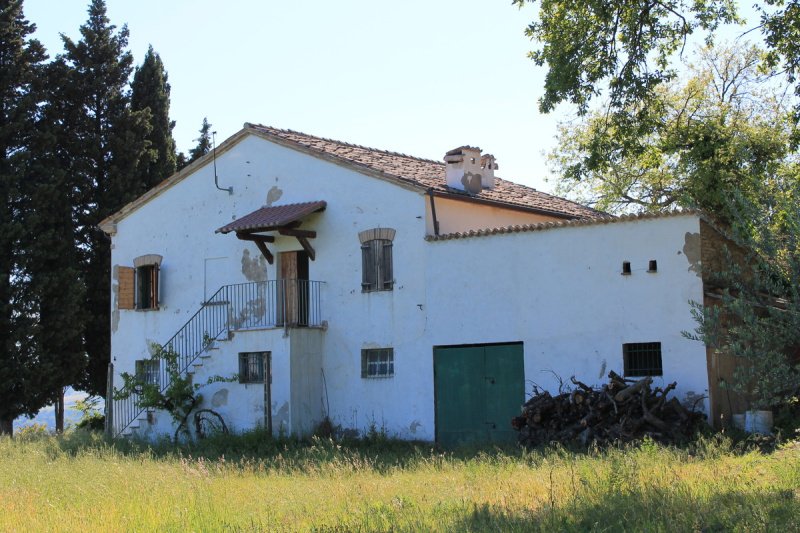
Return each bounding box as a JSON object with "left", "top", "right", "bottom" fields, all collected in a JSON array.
[
  {"left": 434, "top": 343, "right": 524, "bottom": 447},
  {"left": 434, "top": 346, "right": 485, "bottom": 447}
]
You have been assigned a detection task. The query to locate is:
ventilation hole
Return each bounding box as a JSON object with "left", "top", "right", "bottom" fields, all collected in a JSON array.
[
  {"left": 648, "top": 260, "right": 658, "bottom": 272},
  {"left": 622, "top": 261, "right": 632, "bottom": 275}
]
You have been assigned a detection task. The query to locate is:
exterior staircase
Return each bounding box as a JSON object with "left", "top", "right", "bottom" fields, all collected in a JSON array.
[{"left": 110, "top": 279, "right": 323, "bottom": 437}]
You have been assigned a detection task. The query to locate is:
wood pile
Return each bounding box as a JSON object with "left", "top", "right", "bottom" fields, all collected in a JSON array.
[{"left": 512, "top": 371, "right": 705, "bottom": 447}]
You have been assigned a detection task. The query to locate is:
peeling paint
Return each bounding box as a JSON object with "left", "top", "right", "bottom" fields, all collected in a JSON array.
[
  {"left": 265, "top": 185, "right": 283, "bottom": 207},
  {"left": 111, "top": 265, "right": 120, "bottom": 333},
  {"left": 211, "top": 388, "right": 229, "bottom": 407},
  {"left": 241, "top": 249, "right": 268, "bottom": 282},
  {"left": 274, "top": 401, "right": 290, "bottom": 431},
  {"left": 683, "top": 232, "right": 702, "bottom": 276},
  {"left": 598, "top": 359, "right": 607, "bottom": 379},
  {"left": 409, "top": 420, "right": 422, "bottom": 434},
  {"left": 460, "top": 171, "right": 483, "bottom": 194}
]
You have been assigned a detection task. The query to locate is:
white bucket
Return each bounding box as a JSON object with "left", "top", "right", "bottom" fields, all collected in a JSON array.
[
  {"left": 731, "top": 413, "right": 746, "bottom": 431},
  {"left": 744, "top": 410, "right": 773, "bottom": 435}
]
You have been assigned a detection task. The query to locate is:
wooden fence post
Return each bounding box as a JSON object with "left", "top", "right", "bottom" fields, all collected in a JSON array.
[{"left": 105, "top": 363, "right": 114, "bottom": 438}]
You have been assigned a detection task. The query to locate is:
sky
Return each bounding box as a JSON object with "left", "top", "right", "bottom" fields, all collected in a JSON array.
[
  {"left": 22, "top": 0, "right": 575, "bottom": 192},
  {"left": 22, "top": 1, "right": 763, "bottom": 193}
]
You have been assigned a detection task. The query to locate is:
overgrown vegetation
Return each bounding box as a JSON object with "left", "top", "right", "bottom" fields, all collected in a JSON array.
[
  {"left": 115, "top": 343, "right": 235, "bottom": 442},
  {"left": 0, "top": 430, "right": 797, "bottom": 531}
]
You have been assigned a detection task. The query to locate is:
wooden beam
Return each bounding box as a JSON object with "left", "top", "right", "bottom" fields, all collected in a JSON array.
[
  {"left": 235, "top": 233, "right": 275, "bottom": 243},
  {"left": 253, "top": 239, "right": 274, "bottom": 264},
  {"left": 278, "top": 228, "right": 317, "bottom": 238},
  {"left": 297, "top": 237, "right": 316, "bottom": 261}
]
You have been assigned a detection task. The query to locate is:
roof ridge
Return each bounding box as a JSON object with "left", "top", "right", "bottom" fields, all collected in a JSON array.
[{"left": 248, "top": 123, "right": 445, "bottom": 166}]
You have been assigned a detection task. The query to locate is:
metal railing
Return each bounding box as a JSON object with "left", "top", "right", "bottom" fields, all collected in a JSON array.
[{"left": 112, "top": 279, "right": 324, "bottom": 437}]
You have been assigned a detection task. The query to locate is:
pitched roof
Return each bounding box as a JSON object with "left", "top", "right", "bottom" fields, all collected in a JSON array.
[
  {"left": 246, "top": 124, "right": 608, "bottom": 220},
  {"left": 216, "top": 201, "right": 326, "bottom": 234},
  {"left": 100, "top": 123, "right": 608, "bottom": 233}
]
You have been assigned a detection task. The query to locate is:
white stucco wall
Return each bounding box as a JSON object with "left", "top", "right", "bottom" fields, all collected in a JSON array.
[
  {"left": 110, "top": 133, "right": 430, "bottom": 438},
  {"left": 110, "top": 132, "right": 709, "bottom": 443}
]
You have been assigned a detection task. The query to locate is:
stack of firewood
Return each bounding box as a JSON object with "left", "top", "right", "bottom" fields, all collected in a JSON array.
[{"left": 512, "top": 371, "right": 705, "bottom": 447}]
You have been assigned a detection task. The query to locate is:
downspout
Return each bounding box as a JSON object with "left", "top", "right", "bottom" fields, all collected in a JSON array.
[
  {"left": 427, "top": 188, "right": 440, "bottom": 236},
  {"left": 212, "top": 131, "right": 233, "bottom": 195}
]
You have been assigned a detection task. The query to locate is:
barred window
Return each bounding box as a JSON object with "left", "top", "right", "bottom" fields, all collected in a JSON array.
[
  {"left": 623, "top": 342, "right": 663, "bottom": 377},
  {"left": 239, "top": 352, "right": 266, "bottom": 383},
  {"left": 358, "top": 228, "right": 395, "bottom": 292},
  {"left": 135, "top": 359, "right": 160, "bottom": 386},
  {"left": 361, "top": 348, "right": 394, "bottom": 378}
]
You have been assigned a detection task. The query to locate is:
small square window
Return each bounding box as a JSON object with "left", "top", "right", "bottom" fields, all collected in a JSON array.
[
  {"left": 648, "top": 260, "right": 658, "bottom": 272},
  {"left": 622, "top": 261, "right": 632, "bottom": 275},
  {"left": 361, "top": 348, "right": 394, "bottom": 378},
  {"left": 239, "top": 352, "right": 267, "bottom": 383},
  {"left": 135, "top": 359, "right": 160, "bottom": 386},
  {"left": 623, "top": 342, "right": 663, "bottom": 377}
]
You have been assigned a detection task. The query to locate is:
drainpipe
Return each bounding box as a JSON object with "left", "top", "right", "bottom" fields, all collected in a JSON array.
[{"left": 427, "top": 188, "right": 440, "bottom": 237}]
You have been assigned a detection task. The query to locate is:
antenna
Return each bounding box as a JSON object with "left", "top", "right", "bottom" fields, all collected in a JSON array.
[{"left": 212, "top": 131, "right": 233, "bottom": 195}]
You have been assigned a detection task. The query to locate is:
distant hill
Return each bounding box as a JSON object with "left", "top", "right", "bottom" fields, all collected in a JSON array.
[{"left": 13, "top": 388, "right": 104, "bottom": 432}]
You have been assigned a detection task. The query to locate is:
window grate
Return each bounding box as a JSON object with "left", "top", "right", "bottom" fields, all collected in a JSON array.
[
  {"left": 361, "top": 348, "right": 394, "bottom": 378},
  {"left": 135, "top": 359, "right": 160, "bottom": 386},
  {"left": 239, "top": 352, "right": 266, "bottom": 383},
  {"left": 623, "top": 342, "right": 663, "bottom": 377}
]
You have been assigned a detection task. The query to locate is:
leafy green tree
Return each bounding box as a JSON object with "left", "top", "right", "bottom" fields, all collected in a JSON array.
[
  {"left": 0, "top": 0, "right": 47, "bottom": 436},
  {"left": 550, "top": 44, "right": 793, "bottom": 221},
  {"left": 59, "top": 0, "right": 150, "bottom": 397},
  {"left": 131, "top": 45, "right": 177, "bottom": 190},
  {"left": 188, "top": 117, "right": 213, "bottom": 164}
]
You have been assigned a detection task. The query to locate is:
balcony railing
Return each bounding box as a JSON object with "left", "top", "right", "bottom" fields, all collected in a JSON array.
[{"left": 111, "top": 279, "right": 324, "bottom": 437}]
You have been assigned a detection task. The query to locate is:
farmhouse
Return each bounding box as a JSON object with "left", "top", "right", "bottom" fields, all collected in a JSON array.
[{"left": 101, "top": 124, "right": 736, "bottom": 445}]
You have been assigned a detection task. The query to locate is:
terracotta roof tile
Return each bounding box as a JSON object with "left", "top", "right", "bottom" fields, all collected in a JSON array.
[
  {"left": 425, "top": 210, "right": 701, "bottom": 241},
  {"left": 216, "top": 200, "right": 326, "bottom": 234},
  {"left": 247, "top": 124, "right": 608, "bottom": 220}
]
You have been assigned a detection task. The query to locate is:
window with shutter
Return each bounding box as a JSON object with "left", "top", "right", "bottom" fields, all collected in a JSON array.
[
  {"left": 130, "top": 254, "right": 163, "bottom": 310},
  {"left": 358, "top": 228, "right": 395, "bottom": 293}
]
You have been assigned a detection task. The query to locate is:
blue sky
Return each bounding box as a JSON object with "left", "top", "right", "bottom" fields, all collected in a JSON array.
[
  {"left": 23, "top": 0, "right": 573, "bottom": 191},
  {"left": 23, "top": 1, "right": 762, "bottom": 192}
]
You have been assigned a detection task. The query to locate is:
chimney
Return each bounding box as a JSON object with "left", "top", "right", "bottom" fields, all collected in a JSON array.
[
  {"left": 444, "top": 146, "right": 496, "bottom": 193},
  {"left": 480, "top": 154, "right": 497, "bottom": 189}
]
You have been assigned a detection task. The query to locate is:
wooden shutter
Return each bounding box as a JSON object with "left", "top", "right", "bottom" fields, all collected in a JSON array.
[
  {"left": 118, "top": 267, "right": 135, "bottom": 310},
  {"left": 381, "top": 241, "right": 393, "bottom": 289},
  {"left": 150, "top": 263, "right": 159, "bottom": 309},
  {"left": 361, "top": 243, "right": 375, "bottom": 291}
]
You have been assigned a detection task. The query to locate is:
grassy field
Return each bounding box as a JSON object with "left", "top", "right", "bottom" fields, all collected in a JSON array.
[{"left": 0, "top": 430, "right": 798, "bottom": 532}]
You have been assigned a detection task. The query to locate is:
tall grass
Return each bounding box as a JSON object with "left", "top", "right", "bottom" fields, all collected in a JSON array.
[{"left": 1, "top": 430, "right": 797, "bottom": 532}]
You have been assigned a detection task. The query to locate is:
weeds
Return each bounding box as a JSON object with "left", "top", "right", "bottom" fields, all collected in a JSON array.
[{"left": 1, "top": 430, "right": 798, "bottom": 531}]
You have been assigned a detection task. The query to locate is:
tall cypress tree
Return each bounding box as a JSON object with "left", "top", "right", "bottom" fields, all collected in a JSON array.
[
  {"left": 19, "top": 58, "right": 89, "bottom": 433},
  {"left": 188, "top": 117, "right": 212, "bottom": 163},
  {"left": 59, "top": 0, "right": 150, "bottom": 397},
  {"left": 0, "top": 0, "right": 47, "bottom": 435},
  {"left": 131, "top": 45, "right": 177, "bottom": 190}
]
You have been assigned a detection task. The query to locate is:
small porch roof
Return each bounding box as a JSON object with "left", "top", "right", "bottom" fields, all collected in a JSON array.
[{"left": 216, "top": 200, "right": 327, "bottom": 234}]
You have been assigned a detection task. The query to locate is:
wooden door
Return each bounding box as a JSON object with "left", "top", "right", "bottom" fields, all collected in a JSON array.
[{"left": 277, "top": 251, "right": 309, "bottom": 326}]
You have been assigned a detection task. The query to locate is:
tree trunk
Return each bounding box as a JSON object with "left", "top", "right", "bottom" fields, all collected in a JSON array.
[
  {"left": 55, "top": 389, "right": 65, "bottom": 433},
  {"left": 0, "top": 416, "right": 12, "bottom": 437}
]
